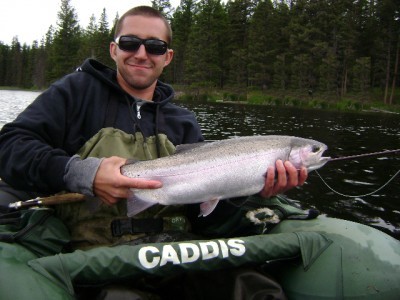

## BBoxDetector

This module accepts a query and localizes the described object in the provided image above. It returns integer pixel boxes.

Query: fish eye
[312,145,320,153]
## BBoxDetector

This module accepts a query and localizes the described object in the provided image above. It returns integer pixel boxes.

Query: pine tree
[32,39,47,89]
[95,8,113,66]
[8,37,23,87]
[0,42,8,86]
[184,0,228,89]
[225,0,254,88]
[248,0,276,89]
[271,1,291,90]
[170,0,196,84]
[377,0,400,104]
[152,0,174,20]
[47,0,81,83]
[77,14,97,63]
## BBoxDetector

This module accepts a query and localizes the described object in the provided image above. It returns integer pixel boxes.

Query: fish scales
[122,135,329,217]
[125,139,289,177]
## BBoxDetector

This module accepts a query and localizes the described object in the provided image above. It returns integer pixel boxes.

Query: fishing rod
[7,193,86,211]
[328,149,400,162]
[317,148,400,198]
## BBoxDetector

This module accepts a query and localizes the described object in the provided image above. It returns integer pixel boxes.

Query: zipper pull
[136,103,142,119]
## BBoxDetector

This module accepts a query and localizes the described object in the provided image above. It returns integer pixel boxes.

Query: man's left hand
[260,160,308,198]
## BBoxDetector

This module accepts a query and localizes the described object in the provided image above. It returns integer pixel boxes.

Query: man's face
[110,15,173,98]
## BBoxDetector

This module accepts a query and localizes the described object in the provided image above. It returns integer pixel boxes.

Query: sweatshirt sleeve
[63,155,103,196]
[0,82,81,193]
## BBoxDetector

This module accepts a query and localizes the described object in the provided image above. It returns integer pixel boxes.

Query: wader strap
[155,107,168,158]
[111,218,164,237]
[104,92,120,128]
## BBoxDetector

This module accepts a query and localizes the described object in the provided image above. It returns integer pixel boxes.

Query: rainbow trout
[122,135,329,217]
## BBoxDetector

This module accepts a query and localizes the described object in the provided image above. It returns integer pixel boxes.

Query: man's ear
[164,49,174,67]
[110,42,117,62]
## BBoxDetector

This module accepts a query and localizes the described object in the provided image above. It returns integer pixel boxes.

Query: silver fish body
[122,135,329,217]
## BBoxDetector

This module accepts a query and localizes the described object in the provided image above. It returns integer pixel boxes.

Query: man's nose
[134,44,148,58]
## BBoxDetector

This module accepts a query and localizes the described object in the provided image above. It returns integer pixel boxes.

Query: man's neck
[117,78,156,101]
[126,89,154,101]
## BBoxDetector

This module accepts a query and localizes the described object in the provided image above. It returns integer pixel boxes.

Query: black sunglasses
[115,36,168,55]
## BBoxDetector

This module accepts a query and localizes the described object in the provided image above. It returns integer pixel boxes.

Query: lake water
[0,90,39,128]
[1,90,400,239]
[180,101,400,239]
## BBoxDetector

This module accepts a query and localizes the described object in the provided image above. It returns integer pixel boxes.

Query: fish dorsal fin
[199,197,220,217]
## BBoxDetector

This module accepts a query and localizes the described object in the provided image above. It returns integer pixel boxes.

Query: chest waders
[55,94,189,250]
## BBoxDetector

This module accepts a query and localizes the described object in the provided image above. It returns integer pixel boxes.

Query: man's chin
[126,77,157,90]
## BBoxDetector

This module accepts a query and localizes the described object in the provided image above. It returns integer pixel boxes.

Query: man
[0,6,306,247]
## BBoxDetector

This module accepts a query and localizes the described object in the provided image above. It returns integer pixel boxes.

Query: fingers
[260,160,308,198]
[93,156,162,205]
[96,190,122,205]
[260,166,276,198]
[120,177,163,189]
[276,160,288,188]
[298,167,308,185]
[96,178,163,205]
[283,160,298,187]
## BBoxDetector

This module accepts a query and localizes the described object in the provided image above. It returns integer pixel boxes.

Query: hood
[152,81,175,106]
[79,59,120,91]
[79,58,175,106]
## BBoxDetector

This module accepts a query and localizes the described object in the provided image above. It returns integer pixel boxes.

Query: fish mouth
[319,145,331,163]
[319,156,331,165]
[321,156,331,162]
[308,145,330,171]
[318,145,330,160]
[307,158,330,172]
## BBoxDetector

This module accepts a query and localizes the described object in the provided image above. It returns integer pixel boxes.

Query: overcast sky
[0,0,181,45]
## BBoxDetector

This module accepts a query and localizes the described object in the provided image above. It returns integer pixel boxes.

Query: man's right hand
[93,156,162,205]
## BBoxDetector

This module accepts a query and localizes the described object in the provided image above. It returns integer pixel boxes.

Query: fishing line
[315,147,400,198]
[314,169,400,198]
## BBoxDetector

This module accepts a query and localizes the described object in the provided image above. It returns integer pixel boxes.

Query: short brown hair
[114,6,172,45]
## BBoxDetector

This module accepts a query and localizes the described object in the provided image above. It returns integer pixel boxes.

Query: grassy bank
[175,87,400,114]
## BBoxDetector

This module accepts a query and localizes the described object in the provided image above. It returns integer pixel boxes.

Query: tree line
[0,0,399,105]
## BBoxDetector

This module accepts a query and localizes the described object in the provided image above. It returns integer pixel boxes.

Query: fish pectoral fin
[199,197,220,217]
[127,195,155,217]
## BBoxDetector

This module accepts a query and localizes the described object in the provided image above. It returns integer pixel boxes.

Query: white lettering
[160,245,181,266]
[137,239,246,269]
[227,239,246,256]
[218,240,229,258]
[138,246,160,269]
[179,243,200,263]
[199,241,219,260]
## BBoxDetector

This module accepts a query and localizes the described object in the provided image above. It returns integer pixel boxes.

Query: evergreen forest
[0,0,399,108]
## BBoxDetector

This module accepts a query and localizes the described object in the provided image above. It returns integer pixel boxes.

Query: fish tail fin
[127,195,155,217]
